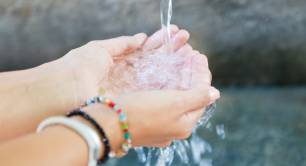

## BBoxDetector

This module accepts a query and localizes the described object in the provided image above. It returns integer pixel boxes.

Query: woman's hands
[52,25,220,149]
[105,25,191,94]
[50,33,148,110]
[0,25,220,166]
[0,33,148,141]
[80,26,220,149]
[0,23,220,149]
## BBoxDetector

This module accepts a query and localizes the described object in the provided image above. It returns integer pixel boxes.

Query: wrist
[39,118,101,166]
[71,116,105,158]
[43,126,89,166]
[83,105,124,153]
[33,60,98,113]
[33,62,77,113]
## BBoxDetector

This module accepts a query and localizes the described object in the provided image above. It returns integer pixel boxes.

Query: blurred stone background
[1,1,306,166]
[1,0,306,85]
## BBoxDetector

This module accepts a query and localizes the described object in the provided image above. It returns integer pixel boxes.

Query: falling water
[131,1,223,165]
[133,104,220,166]
[160,0,173,54]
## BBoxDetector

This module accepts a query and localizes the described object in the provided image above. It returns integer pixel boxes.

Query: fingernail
[134,33,148,45]
[169,25,179,34]
[209,87,220,101]
[134,33,147,39]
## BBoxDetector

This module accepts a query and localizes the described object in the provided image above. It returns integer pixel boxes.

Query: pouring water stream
[160,0,173,54]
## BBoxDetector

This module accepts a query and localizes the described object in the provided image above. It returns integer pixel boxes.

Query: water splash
[190,135,212,163]
[133,104,218,166]
[196,104,217,129]
[135,147,147,163]
[145,148,153,166]
[216,124,226,140]
[132,1,222,166]
[200,159,213,166]
[173,141,189,164]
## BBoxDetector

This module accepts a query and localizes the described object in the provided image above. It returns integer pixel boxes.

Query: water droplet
[216,124,226,140]
[190,134,212,163]
[173,141,189,164]
[145,148,153,166]
[196,103,217,129]
[205,122,213,132]
[135,147,146,163]
[200,158,213,166]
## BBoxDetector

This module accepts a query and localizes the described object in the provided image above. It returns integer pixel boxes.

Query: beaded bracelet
[67,109,111,164]
[83,96,132,157]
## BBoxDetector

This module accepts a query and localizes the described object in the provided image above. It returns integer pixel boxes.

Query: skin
[0,25,220,165]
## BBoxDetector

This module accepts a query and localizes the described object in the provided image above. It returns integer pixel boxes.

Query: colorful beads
[122,143,130,152]
[85,98,95,106]
[104,98,111,105]
[97,96,105,102]
[117,109,123,114]
[124,133,130,139]
[119,113,127,121]
[113,105,120,112]
[121,123,129,130]
[108,101,116,108]
[83,96,132,158]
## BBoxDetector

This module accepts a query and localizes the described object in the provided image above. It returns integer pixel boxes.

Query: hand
[85,84,220,150]
[105,25,212,95]
[41,33,148,111]
[114,44,219,148]
[43,25,219,149]
[83,25,220,149]
[105,25,196,94]
[43,25,192,112]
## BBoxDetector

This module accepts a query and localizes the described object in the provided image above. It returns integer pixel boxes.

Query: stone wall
[0,0,306,85]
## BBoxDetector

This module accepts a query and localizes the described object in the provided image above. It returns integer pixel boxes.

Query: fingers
[174,87,220,113]
[175,108,205,140]
[172,30,190,51]
[184,108,205,128]
[90,33,148,56]
[176,44,193,56]
[151,141,172,148]
[141,86,219,114]
[190,52,211,86]
[159,29,190,52]
[143,25,179,51]
[179,50,198,88]
[120,86,219,115]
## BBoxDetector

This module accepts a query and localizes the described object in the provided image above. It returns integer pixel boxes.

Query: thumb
[100,33,147,56]
[119,86,220,114]
[175,86,220,113]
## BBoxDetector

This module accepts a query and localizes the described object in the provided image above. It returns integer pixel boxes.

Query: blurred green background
[0,0,305,165]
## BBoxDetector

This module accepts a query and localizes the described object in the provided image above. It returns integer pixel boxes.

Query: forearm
[0,125,98,166]
[0,62,82,141]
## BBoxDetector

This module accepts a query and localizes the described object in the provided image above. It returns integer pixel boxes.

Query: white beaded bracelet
[37,117,102,166]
